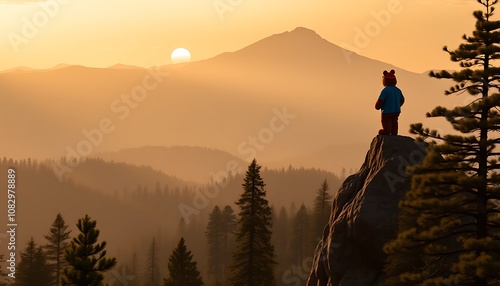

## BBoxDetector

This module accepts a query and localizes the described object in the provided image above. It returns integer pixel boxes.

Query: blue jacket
[376,86,404,114]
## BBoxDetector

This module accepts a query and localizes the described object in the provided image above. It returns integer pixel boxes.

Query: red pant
[379,113,400,135]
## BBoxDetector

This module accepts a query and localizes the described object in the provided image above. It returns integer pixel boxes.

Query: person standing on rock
[375,69,405,135]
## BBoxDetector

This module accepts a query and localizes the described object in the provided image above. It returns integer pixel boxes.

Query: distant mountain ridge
[64,157,197,196]
[107,63,144,70]
[0,155,342,256]
[0,27,452,173]
[96,146,247,183]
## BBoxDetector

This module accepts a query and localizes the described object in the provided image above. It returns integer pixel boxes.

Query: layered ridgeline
[0,27,451,174]
[307,135,425,286]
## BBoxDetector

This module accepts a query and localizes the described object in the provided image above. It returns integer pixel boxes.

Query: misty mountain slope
[0,159,156,253]
[1,27,454,173]
[96,146,247,183]
[0,157,341,262]
[63,157,197,196]
[159,27,454,170]
[206,166,342,210]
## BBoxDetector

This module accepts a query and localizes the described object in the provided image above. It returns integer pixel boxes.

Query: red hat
[383,69,396,79]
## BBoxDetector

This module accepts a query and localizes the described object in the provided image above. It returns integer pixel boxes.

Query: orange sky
[0,0,481,72]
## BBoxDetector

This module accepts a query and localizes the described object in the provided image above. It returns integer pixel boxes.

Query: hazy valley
[0,26,463,285]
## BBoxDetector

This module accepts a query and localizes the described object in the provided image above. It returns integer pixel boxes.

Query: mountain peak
[271,26,326,43]
[211,26,346,66]
[289,26,320,36]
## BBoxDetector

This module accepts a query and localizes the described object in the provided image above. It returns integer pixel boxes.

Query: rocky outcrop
[307,135,426,286]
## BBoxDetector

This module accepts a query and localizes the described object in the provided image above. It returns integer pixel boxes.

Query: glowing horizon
[0,0,482,73]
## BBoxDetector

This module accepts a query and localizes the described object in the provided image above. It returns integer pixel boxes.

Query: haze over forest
[0,2,474,283]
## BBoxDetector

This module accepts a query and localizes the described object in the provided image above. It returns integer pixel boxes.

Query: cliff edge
[307,135,426,286]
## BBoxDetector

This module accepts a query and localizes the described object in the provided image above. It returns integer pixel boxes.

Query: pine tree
[206,205,223,281]
[312,179,332,240]
[44,213,71,286]
[164,238,203,286]
[288,204,310,266]
[229,159,276,286]
[15,237,53,286]
[145,237,161,286]
[220,205,236,276]
[206,205,237,284]
[61,214,117,286]
[272,206,289,272]
[385,1,500,285]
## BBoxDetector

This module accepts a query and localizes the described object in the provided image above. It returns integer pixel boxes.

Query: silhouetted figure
[375,70,405,135]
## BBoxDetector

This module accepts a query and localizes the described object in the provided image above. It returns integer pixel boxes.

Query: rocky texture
[307,135,426,286]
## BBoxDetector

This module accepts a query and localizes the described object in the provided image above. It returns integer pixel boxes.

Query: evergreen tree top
[62,214,116,286]
[165,237,203,286]
[429,0,500,97]
[390,1,500,285]
[44,212,71,246]
[242,159,266,188]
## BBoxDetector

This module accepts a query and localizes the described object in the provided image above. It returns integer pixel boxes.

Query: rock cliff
[306,135,426,286]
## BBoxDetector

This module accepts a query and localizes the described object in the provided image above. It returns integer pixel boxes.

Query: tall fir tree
[220,205,237,277]
[44,213,71,286]
[61,214,117,286]
[385,1,500,285]
[288,204,310,266]
[145,237,161,286]
[312,179,332,240]
[272,206,290,275]
[164,238,203,286]
[206,205,223,282]
[206,205,237,284]
[229,159,277,286]
[15,237,53,286]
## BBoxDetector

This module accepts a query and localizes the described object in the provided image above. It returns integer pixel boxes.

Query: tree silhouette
[312,179,332,240]
[44,213,71,286]
[229,159,276,286]
[288,204,311,266]
[15,237,53,286]
[385,1,500,285]
[206,204,237,284]
[61,214,117,286]
[145,237,161,286]
[220,205,237,276]
[272,206,289,268]
[164,238,203,286]
[206,205,223,281]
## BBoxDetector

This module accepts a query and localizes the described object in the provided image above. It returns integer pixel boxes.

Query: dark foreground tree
[385,1,500,285]
[229,159,276,286]
[61,215,117,286]
[15,237,53,286]
[164,238,203,286]
[44,213,71,286]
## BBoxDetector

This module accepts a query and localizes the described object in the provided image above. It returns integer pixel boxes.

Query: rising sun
[170,48,191,64]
